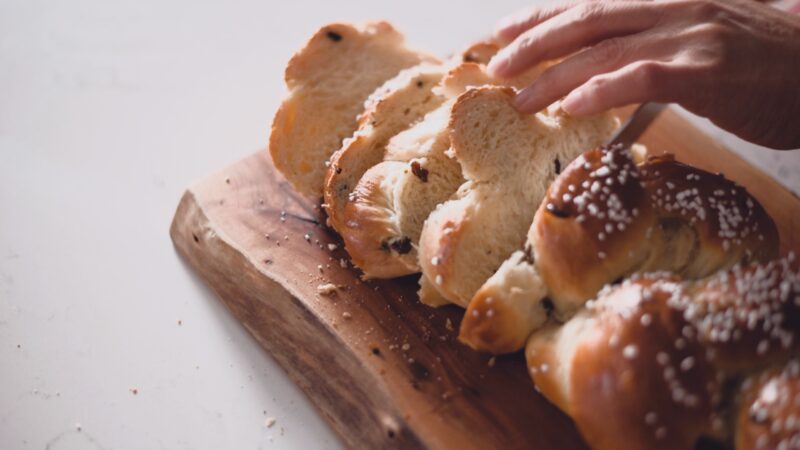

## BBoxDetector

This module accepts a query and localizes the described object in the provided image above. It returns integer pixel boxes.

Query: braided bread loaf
[525,255,800,449]
[461,146,779,353]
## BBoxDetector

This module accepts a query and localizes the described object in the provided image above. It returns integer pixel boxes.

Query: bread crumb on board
[265,417,276,428]
[317,283,338,295]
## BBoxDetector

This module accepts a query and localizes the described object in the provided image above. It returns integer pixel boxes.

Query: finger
[488,1,664,78]
[494,0,645,44]
[493,2,579,44]
[560,61,676,116]
[513,30,674,113]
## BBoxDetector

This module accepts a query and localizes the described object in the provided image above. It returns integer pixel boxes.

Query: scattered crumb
[177,320,182,326]
[265,417,276,428]
[75,423,82,432]
[401,343,410,351]
[304,233,311,242]
[317,264,324,273]
[129,388,139,395]
[283,235,289,241]
[327,243,338,251]
[445,318,454,331]
[342,312,352,320]
[488,357,496,368]
[339,258,347,268]
[317,283,338,296]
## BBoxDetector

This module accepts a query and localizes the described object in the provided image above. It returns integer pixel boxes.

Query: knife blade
[605,103,666,148]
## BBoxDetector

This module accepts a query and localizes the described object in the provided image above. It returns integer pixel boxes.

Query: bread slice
[323,64,447,240]
[338,63,548,278]
[417,87,619,308]
[459,41,502,65]
[269,22,437,197]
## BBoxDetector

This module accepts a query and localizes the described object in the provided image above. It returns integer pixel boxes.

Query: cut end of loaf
[269,21,437,196]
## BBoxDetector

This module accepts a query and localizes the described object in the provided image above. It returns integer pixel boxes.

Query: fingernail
[562,90,587,116]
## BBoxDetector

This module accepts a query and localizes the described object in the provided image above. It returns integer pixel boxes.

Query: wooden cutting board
[169,107,800,450]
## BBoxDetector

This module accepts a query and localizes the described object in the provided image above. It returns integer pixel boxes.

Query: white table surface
[2,1,799,449]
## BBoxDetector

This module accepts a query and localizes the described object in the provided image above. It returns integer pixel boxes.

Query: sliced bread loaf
[269,22,437,197]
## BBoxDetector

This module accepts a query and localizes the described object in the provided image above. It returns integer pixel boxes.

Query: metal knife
[605,103,666,148]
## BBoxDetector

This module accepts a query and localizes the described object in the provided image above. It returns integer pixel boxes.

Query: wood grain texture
[170,107,800,450]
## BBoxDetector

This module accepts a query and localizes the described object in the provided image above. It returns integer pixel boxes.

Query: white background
[2,1,799,449]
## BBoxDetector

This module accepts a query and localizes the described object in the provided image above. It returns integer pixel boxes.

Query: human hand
[488,0,800,149]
